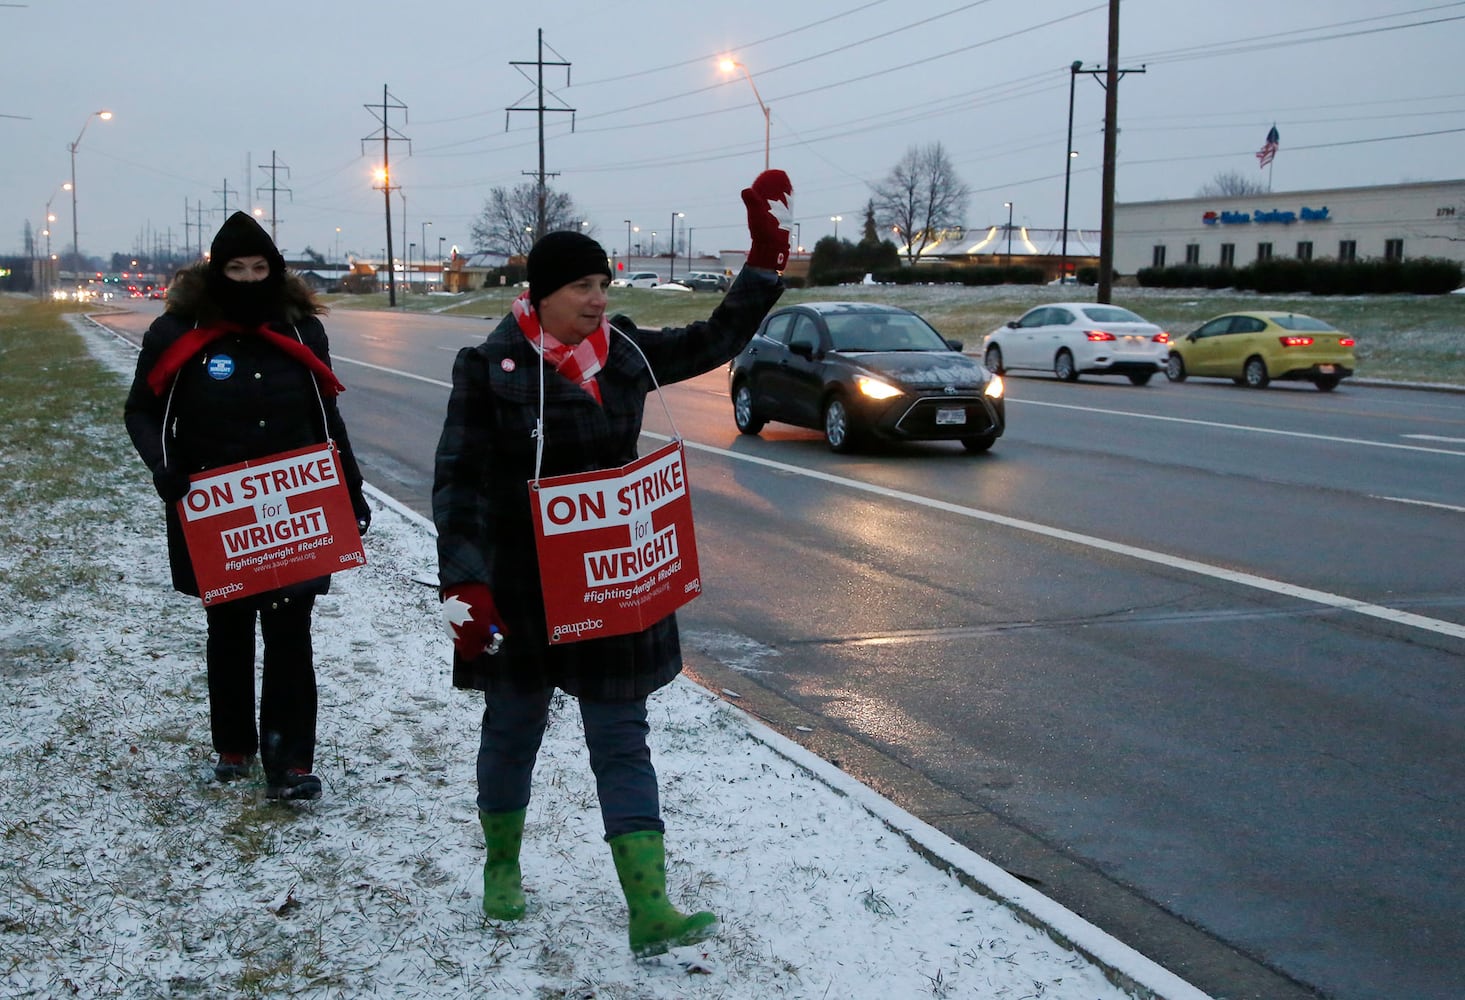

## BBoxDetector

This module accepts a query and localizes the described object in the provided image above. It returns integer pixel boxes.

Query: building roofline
[1118,177,1465,209]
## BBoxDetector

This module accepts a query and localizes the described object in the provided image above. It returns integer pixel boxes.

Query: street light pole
[68,110,112,273]
[669,212,684,281]
[720,58,770,170]
[438,235,446,289]
[1003,201,1014,267]
[831,215,842,241]
[1061,60,1081,285]
[420,221,432,288]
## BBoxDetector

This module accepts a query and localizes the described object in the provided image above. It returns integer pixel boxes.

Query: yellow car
[1164,311,1356,392]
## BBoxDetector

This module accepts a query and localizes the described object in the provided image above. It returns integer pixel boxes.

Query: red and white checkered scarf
[512,290,609,405]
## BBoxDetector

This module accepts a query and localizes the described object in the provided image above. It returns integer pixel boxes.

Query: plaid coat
[434,266,783,699]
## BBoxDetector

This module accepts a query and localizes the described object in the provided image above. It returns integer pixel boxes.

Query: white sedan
[981,302,1170,385]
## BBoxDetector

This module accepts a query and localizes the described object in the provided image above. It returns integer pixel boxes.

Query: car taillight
[1085,330,1116,341]
[1339,337,1356,347]
[1279,336,1314,347]
[1152,331,1170,344]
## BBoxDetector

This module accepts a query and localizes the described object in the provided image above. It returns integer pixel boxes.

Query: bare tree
[870,143,970,264]
[469,183,593,257]
[1196,170,1269,197]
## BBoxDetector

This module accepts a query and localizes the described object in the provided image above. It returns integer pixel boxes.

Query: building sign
[1202,206,1331,226]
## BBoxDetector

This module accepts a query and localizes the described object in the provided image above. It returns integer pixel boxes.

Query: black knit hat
[528,231,611,307]
[209,211,285,275]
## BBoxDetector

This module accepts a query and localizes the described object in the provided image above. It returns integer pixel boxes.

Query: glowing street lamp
[68,110,112,269]
[719,57,770,170]
[831,215,843,241]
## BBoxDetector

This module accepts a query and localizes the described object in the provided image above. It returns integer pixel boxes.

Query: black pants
[204,594,317,776]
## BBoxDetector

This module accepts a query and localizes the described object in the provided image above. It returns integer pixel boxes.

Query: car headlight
[855,375,903,400]
[984,374,1005,399]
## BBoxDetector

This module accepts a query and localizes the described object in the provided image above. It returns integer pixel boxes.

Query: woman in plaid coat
[433,171,792,956]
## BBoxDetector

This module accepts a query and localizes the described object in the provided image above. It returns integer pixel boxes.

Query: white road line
[333,355,451,387]
[1371,495,1465,513]
[648,432,1465,642]
[1013,399,1465,456]
[1403,434,1465,444]
[318,355,1465,641]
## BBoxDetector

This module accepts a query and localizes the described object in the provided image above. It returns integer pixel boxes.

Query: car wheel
[1314,375,1340,392]
[732,382,765,434]
[1165,353,1187,382]
[1243,356,1270,388]
[1128,371,1154,386]
[961,434,995,454]
[823,396,858,453]
[1054,349,1078,382]
[984,345,1005,374]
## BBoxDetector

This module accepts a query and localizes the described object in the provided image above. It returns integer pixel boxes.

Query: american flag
[1256,125,1280,169]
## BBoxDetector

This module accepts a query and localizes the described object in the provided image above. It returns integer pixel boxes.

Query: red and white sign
[530,440,701,644]
[177,443,365,605]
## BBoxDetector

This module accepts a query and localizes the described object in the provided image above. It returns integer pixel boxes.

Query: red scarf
[512,291,610,405]
[145,320,345,398]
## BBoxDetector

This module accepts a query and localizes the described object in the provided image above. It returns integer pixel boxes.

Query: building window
[1384,238,1404,261]
[1257,242,1273,262]
[1297,241,1313,261]
[1339,240,1357,262]
[1152,245,1166,268]
[1220,243,1236,267]
[1185,244,1200,264]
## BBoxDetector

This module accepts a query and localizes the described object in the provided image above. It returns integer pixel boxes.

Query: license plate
[936,408,966,426]
[1317,364,1336,374]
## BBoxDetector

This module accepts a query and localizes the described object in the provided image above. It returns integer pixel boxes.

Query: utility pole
[1079,0,1145,304]
[507,29,575,243]
[214,178,235,224]
[255,151,292,245]
[363,85,410,306]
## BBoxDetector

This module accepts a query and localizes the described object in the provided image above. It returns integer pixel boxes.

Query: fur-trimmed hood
[164,261,325,326]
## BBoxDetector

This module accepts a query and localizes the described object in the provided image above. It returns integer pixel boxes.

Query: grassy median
[326,283,1464,386]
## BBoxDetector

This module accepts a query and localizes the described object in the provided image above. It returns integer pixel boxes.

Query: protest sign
[177,442,365,605]
[530,439,701,644]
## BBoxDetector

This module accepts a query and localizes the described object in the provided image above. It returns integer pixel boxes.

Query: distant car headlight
[855,375,903,400]
[984,374,1005,399]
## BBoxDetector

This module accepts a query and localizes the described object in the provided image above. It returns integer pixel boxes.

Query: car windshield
[1273,314,1338,332]
[1080,306,1146,324]
[826,312,948,352]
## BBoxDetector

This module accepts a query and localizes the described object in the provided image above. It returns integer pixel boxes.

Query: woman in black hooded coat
[124,211,370,801]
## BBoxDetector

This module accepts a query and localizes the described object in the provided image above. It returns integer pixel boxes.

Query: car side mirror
[1006,320,1018,329]
[945,339,964,352]
[789,341,815,359]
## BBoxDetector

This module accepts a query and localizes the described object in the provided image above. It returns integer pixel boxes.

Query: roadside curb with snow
[0,314,1208,998]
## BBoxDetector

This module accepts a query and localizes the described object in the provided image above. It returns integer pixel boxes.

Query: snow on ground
[0,319,1177,998]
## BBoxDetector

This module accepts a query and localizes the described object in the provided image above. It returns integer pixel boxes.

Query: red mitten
[742,169,793,271]
[441,583,505,659]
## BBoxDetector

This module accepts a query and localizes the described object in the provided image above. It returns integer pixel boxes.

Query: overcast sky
[4,0,1463,264]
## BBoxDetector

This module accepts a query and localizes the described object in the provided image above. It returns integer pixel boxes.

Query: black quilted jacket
[433,266,783,699]
[123,263,367,599]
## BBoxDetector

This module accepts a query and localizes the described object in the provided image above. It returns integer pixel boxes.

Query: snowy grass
[0,301,1150,998]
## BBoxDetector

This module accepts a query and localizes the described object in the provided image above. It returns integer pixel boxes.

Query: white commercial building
[1114,178,1465,275]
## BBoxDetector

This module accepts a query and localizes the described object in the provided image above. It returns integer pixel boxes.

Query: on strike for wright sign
[178,442,365,605]
[530,440,701,644]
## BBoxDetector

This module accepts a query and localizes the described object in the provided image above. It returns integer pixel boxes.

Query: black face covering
[206,211,289,324]
[206,266,288,324]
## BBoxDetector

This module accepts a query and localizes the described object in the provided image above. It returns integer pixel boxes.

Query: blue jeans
[476,688,664,840]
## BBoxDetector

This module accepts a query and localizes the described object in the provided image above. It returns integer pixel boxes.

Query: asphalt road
[101,302,1465,1000]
